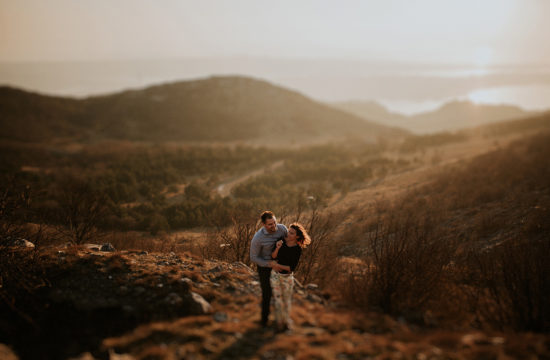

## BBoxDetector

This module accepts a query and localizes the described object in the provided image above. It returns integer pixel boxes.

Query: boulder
[305,283,319,291]
[164,293,183,305]
[100,243,116,252]
[0,344,18,360]
[7,238,35,249]
[213,312,228,322]
[189,292,213,314]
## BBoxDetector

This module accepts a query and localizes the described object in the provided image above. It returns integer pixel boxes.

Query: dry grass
[333,132,550,331]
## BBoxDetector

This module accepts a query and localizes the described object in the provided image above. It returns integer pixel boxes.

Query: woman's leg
[270,272,284,329]
[280,274,294,328]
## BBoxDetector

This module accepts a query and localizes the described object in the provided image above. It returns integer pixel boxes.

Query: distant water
[1,59,549,115]
[378,84,550,115]
[467,85,550,110]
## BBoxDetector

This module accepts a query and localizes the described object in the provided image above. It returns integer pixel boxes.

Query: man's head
[261,210,277,233]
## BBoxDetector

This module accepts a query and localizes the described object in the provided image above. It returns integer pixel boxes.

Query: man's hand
[269,261,282,272]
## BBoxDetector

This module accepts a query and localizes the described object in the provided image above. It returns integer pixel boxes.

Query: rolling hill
[333,99,537,133]
[0,76,407,144]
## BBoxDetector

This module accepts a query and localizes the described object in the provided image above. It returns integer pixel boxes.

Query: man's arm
[250,233,270,267]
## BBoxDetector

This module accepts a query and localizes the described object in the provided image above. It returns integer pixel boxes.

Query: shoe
[258,319,269,328]
[275,323,288,333]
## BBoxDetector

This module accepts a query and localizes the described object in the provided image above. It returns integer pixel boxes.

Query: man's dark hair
[260,211,275,224]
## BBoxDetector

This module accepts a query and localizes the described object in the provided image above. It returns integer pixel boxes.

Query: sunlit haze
[1,0,550,113]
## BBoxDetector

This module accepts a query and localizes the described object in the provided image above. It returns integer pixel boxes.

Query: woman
[270,223,311,332]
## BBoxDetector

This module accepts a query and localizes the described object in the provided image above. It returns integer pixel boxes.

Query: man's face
[264,217,277,233]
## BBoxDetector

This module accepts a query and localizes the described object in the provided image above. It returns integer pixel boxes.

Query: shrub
[53,176,110,244]
[470,238,550,332]
[338,204,456,319]
[200,216,259,265]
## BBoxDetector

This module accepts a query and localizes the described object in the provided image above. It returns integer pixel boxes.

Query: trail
[216,160,285,197]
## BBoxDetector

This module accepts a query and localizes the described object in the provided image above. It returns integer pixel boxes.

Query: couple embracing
[250,210,311,332]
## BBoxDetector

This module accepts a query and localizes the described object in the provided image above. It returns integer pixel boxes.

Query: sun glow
[473,47,494,67]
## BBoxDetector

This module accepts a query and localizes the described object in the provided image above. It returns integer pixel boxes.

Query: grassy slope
[1,77,407,144]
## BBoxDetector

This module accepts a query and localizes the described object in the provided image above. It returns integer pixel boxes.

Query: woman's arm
[271,240,283,259]
[277,264,291,272]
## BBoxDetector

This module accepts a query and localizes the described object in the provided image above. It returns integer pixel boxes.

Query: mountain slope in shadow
[0,76,407,144]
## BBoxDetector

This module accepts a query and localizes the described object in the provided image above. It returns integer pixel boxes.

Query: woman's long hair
[290,223,311,249]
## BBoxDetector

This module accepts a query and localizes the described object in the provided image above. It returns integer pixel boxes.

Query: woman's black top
[272,241,302,274]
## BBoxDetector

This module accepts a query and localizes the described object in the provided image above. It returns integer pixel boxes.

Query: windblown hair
[290,223,311,249]
[260,210,275,224]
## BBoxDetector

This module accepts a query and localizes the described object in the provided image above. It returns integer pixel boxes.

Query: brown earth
[2,247,548,360]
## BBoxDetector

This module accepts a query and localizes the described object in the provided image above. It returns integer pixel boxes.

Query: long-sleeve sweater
[250,224,288,267]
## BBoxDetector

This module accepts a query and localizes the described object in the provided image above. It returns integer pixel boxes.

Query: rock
[68,352,97,360]
[108,350,136,360]
[0,344,18,360]
[180,277,193,285]
[305,283,319,291]
[207,265,222,273]
[165,293,183,305]
[11,238,35,248]
[100,243,116,252]
[306,293,323,304]
[190,292,213,314]
[423,310,438,327]
[122,305,135,313]
[83,243,101,251]
[232,261,254,273]
[213,312,228,322]
[134,286,145,294]
[178,278,192,291]
[461,333,491,346]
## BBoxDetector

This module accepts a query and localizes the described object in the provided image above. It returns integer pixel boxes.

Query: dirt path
[216,160,285,197]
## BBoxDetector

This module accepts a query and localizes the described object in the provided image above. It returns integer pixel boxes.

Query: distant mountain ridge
[0,76,407,144]
[333,99,537,133]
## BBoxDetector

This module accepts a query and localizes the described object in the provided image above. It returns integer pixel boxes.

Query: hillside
[2,108,550,359]
[0,87,85,142]
[333,99,536,133]
[0,77,406,144]
[2,246,548,360]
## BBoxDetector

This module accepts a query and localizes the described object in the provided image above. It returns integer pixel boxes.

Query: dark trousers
[258,266,272,324]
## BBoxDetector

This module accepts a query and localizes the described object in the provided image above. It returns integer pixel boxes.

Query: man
[250,210,287,327]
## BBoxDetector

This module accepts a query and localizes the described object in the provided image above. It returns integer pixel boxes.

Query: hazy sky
[2,0,550,65]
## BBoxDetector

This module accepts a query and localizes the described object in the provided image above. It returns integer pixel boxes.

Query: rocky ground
[1,246,549,360]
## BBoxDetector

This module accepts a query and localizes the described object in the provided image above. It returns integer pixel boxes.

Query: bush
[338,204,456,319]
[53,176,110,244]
[470,238,550,332]
[200,217,259,265]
